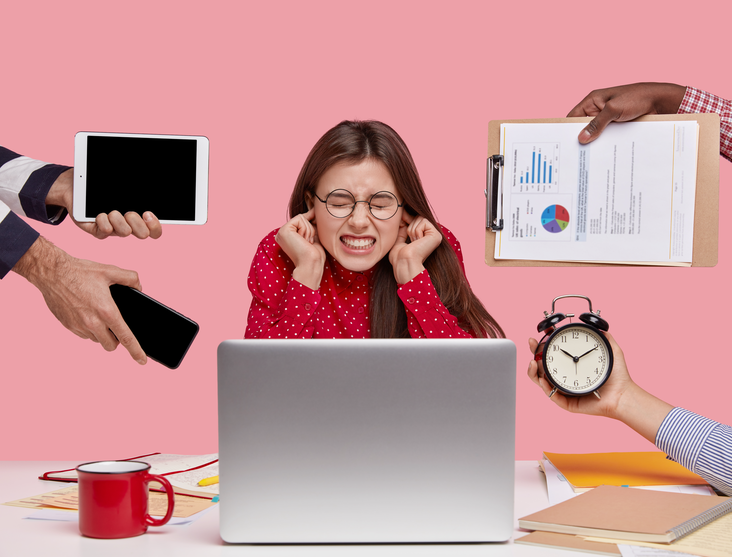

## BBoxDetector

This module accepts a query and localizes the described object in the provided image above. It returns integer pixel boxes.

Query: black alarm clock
[535,295,613,399]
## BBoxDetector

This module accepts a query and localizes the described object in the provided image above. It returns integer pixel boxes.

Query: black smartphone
[109,284,199,369]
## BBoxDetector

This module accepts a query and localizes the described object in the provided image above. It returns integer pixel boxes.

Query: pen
[198,475,219,487]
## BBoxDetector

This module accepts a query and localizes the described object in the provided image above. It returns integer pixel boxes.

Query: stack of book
[518,452,732,557]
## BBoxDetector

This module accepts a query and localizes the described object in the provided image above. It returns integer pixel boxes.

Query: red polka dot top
[245,226,473,339]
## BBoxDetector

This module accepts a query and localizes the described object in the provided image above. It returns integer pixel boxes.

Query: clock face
[542,323,613,396]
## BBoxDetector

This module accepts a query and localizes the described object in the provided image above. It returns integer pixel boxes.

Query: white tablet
[73,132,209,225]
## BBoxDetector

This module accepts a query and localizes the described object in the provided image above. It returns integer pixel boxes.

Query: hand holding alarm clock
[527,299,678,449]
[533,295,613,399]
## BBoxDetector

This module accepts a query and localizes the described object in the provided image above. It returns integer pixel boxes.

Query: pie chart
[541,204,570,233]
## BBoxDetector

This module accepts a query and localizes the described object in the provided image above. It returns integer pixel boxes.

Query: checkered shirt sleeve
[678,87,732,162]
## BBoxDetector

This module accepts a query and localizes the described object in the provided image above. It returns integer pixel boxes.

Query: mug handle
[144,473,175,526]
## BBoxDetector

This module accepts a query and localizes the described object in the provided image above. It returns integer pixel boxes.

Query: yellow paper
[544,451,707,488]
[584,513,732,557]
[149,492,216,518]
[2,486,79,510]
[5,486,216,518]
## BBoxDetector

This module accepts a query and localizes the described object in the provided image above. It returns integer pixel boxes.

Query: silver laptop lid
[218,338,516,543]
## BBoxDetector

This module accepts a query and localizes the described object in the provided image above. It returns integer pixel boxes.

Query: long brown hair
[288,120,504,338]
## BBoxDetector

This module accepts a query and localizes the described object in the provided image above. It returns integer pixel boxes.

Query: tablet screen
[85,136,198,221]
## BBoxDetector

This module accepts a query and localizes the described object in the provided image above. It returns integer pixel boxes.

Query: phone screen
[110,285,199,369]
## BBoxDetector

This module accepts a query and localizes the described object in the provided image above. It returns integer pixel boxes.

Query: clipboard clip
[485,155,503,231]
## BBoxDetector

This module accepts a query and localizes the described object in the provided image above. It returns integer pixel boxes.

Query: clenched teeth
[341,237,375,249]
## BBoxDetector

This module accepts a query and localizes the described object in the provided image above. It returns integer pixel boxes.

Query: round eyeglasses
[314,189,403,220]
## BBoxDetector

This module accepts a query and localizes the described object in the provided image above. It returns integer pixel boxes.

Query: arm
[0,202,41,279]
[527,334,732,495]
[244,230,322,339]
[0,146,161,239]
[2,147,155,363]
[1,148,71,278]
[656,408,732,496]
[12,236,148,364]
[395,224,472,339]
[398,270,473,338]
[1,147,161,278]
[568,83,732,162]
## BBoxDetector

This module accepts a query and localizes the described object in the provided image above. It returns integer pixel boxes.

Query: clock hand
[560,348,578,361]
[576,346,599,360]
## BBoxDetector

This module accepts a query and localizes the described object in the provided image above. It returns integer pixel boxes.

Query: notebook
[217,338,516,543]
[519,484,732,543]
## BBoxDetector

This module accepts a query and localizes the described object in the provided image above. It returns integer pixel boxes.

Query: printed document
[495,121,698,264]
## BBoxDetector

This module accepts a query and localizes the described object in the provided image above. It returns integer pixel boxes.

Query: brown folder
[485,114,720,267]
[518,484,732,543]
[515,531,621,555]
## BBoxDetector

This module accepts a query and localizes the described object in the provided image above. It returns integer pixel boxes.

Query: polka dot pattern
[244,227,473,339]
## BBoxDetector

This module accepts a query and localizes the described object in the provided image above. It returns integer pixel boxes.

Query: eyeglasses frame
[313,189,404,220]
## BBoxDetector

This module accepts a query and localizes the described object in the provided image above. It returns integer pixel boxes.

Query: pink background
[1,1,730,460]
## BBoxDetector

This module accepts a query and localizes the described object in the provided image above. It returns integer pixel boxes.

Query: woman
[245,120,502,339]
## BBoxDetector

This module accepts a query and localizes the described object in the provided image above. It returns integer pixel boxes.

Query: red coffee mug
[76,460,175,539]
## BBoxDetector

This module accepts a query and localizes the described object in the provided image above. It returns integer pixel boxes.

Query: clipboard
[485,114,720,267]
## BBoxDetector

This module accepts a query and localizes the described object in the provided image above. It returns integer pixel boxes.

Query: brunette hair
[288,120,504,338]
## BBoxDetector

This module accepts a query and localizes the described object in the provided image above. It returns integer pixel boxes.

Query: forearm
[393,259,425,286]
[399,270,472,339]
[610,383,674,444]
[245,279,320,339]
[44,168,74,213]
[0,204,41,278]
[645,82,687,115]
[292,263,324,291]
[11,235,64,285]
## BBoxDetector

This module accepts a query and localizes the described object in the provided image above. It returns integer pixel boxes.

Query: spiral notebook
[518,484,732,543]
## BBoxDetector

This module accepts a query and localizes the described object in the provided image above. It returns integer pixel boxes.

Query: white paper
[23,508,213,526]
[542,459,579,506]
[618,544,698,557]
[540,460,714,506]
[139,453,219,495]
[495,121,698,263]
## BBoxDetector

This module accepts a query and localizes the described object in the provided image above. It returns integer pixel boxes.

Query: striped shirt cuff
[20,163,71,223]
[656,407,732,495]
[0,148,70,224]
[678,86,732,162]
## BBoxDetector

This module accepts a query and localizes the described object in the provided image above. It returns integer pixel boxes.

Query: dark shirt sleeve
[0,146,71,278]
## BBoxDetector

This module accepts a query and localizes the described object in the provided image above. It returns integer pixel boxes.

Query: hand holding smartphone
[109,285,199,369]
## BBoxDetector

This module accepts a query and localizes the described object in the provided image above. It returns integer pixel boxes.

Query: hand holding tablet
[46,168,163,239]
[73,132,209,225]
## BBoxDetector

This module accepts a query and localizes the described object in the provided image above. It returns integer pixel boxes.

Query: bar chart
[513,142,559,191]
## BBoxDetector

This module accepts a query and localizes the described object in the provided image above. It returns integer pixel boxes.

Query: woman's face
[309,159,404,273]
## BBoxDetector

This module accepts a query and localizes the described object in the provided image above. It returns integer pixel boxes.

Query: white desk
[0,461,576,556]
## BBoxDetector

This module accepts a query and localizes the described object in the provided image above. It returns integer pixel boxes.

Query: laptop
[217,338,516,544]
